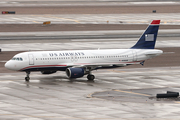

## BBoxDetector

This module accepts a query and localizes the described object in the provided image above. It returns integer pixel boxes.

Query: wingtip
[151,20,161,25]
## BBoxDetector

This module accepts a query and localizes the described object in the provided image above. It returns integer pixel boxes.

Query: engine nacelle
[41,71,57,74]
[66,67,84,78]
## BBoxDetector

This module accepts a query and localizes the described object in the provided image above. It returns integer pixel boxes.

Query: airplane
[5,20,163,82]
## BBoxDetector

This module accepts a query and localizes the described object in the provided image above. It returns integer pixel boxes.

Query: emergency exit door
[132,50,137,61]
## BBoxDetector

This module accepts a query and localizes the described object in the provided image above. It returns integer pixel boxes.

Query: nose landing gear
[25,71,30,82]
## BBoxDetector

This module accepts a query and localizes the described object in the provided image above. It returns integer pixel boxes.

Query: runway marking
[0,61,7,62]
[0,113,122,119]
[71,38,136,42]
[37,15,80,23]
[114,89,151,97]
[0,114,82,119]
[57,17,80,23]
[33,21,40,23]
[174,102,180,104]
[1,14,180,24]
[87,93,93,98]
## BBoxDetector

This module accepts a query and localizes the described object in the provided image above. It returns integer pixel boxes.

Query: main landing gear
[87,74,95,81]
[86,67,95,81]
[25,71,30,82]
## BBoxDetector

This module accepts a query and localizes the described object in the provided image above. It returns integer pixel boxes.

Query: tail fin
[131,20,160,49]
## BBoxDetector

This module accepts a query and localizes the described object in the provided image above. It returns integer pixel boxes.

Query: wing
[60,61,141,70]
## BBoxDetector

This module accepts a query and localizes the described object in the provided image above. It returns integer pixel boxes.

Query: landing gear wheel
[25,77,30,82]
[25,71,30,82]
[87,74,95,81]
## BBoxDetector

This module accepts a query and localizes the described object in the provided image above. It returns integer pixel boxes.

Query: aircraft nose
[5,61,10,69]
[4,61,14,70]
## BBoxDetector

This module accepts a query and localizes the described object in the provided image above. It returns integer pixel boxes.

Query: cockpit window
[11,57,23,61]
[11,58,16,60]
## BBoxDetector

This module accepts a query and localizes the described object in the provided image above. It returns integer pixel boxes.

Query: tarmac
[1,13,180,24]
[0,67,180,119]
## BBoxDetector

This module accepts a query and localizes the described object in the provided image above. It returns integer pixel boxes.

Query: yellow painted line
[114,89,151,97]
[87,92,93,98]
[174,101,180,104]
[56,17,80,23]
[33,21,40,23]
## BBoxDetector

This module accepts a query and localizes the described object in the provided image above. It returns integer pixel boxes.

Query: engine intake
[41,71,57,74]
[66,67,84,78]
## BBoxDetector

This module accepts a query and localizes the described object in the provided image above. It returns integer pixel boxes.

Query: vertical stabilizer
[131,20,160,49]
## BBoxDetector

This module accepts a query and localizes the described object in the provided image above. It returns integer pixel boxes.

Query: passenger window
[20,58,23,61]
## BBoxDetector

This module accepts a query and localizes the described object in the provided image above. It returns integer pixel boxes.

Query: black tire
[87,74,95,81]
[25,77,30,82]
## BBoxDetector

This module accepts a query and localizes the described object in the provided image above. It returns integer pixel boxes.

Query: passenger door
[28,54,34,65]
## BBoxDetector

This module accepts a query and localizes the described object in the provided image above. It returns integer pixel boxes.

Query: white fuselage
[5,49,163,71]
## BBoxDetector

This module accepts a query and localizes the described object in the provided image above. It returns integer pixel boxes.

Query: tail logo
[131,20,160,49]
[145,34,154,41]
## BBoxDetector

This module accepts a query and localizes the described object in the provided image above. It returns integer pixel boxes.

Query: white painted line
[71,38,136,42]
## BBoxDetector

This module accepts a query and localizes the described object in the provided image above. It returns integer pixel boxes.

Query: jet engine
[41,71,57,74]
[66,67,84,78]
